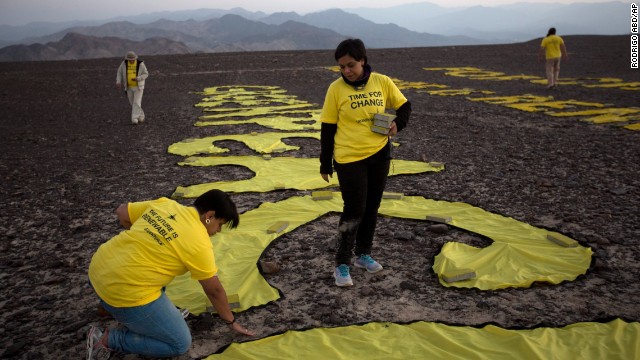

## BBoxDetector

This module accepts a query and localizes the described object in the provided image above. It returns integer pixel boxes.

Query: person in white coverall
[116,51,149,124]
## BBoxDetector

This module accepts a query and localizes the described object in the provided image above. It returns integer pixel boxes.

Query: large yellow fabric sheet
[416,67,639,130]
[199,106,316,120]
[195,114,321,131]
[171,81,618,359]
[205,319,639,359]
[166,195,591,314]
[171,157,439,197]
[424,66,640,90]
[382,197,592,289]
[547,108,640,124]
[168,132,321,156]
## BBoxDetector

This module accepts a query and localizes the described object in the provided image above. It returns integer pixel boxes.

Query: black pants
[334,142,391,265]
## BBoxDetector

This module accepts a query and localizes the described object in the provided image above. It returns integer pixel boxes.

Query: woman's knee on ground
[169,330,192,356]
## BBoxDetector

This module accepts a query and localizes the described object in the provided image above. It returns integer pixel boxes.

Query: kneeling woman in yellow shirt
[86,189,254,359]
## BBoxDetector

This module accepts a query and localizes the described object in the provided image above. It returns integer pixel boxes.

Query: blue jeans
[334,142,391,265]
[98,291,191,357]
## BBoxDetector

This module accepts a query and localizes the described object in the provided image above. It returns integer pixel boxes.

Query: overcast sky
[0,0,615,26]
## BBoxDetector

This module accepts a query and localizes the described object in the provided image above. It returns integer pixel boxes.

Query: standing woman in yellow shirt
[539,27,569,89]
[320,39,412,287]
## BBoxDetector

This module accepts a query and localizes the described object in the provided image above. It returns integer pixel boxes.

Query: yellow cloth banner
[171,157,439,198]
[205,319,639,359]
[195,114,320,131]
[168,132,321,156]
[199,106,316,120]
[166,195,591,314]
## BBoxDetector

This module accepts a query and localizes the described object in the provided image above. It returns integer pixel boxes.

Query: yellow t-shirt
[126,60,138,87]
[88,197,217,307]
[320,72,407,163]
[541,35,564,59]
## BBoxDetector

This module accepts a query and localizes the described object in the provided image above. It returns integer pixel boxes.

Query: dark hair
[547,27,556,36]
[193,189,239,229]
[334,38,367,65]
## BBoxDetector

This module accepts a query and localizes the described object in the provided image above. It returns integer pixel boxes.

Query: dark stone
[394,231,413,241]
[428,224,449,234]
[399,281,417,291]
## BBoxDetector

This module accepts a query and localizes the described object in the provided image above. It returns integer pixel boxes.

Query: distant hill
[346,1,629,42]
[107,7,267,23]
[0,2,628,61]
[0,32,190,61]
[0,15,349,61]
[260,9,477,48]
[344,2,463,30]
[24,10,476,49]
[0,7,267,44]
[0,11,478,62]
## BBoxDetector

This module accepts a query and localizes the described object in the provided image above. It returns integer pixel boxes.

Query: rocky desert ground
[0,35,638,359]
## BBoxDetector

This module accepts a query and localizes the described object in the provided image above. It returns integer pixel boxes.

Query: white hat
[125,51,138,60]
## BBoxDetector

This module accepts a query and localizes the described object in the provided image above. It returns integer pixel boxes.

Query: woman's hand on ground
[230,322,256,336]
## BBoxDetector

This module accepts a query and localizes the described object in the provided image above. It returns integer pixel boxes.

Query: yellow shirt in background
[89,197,217,307]
[541,35,564,59]
[320,72,407,164]
[126,60,138,87]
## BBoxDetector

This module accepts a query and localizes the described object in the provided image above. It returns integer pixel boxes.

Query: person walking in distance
[539,27,568,89]
[319,39,412,287]
[116,51,148,124]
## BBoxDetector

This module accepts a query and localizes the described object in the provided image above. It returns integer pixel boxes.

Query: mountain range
[0,1,629,62]
[347,1,627,41]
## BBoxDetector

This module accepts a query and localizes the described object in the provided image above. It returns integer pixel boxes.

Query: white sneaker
[132,119,138,125]
[86,325,111,360]
[138,117,145,123]
[334,264,353,287]
[354,254,383,273]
